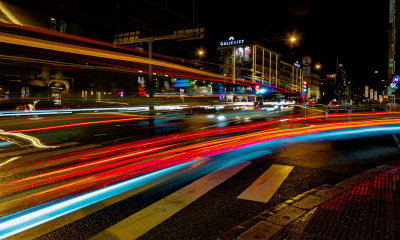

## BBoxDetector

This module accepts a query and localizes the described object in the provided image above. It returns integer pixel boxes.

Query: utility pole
[148,41,153,97]
[148,41,154,129]
[114,28,204,98]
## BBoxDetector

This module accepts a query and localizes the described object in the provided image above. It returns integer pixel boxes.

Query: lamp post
[262,32,301,92]
[198,49,204,57]
[190,48,205,114]
[195,48,205,68]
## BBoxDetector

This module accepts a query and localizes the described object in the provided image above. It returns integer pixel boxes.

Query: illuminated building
[218,38,303,95]
[308,73,321,101]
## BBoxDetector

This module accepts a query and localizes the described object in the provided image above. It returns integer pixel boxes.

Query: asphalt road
[1,106,400,240]
[35,135,400,240]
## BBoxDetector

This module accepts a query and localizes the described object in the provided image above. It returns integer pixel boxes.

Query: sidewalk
[218,163,400,240]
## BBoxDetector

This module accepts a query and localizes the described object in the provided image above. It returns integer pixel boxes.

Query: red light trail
[2,116,400,216]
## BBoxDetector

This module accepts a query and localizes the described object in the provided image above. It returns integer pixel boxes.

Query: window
[60,20,66,33]
[50,18,56,31]
[228,58,232,65]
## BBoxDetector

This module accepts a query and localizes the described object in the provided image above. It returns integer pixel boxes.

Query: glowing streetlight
[286,32,300,47]
[315,63,322,70]
[197,49,205,57]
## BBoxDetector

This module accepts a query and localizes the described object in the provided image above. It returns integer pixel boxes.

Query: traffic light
[255,85,260,91]
[119,91,124,97]
[303,80,308,93]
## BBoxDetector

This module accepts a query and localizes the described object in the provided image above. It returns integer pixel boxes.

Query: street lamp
[262,32,300,45]
[286,34,299,48]
[314,63,322,70]
[197,49,205,57]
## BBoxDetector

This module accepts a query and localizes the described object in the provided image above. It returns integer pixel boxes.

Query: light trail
[0,130,56,148]
[1,116,400,238]
[0,105,190,117]
[0,157,20,168]
[0,115,140,126]
[2,111,399,173]
[0,32,248,86]
[0,160,199,239]
[7,117,147,133]
[0,1,21,25]
[3,118,400,196]
[1,120,400,238]
[0,30,299,91]
[0,111,73,117]
[0,145,174,190]
[0,22,210,69]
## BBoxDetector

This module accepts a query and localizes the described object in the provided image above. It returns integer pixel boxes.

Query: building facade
[308,73,321,101]
[218,41,303,94]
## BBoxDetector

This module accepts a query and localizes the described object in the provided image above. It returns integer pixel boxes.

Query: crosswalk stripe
[90,161,251,240]
[6,159,207,240]
[237,164,293,203]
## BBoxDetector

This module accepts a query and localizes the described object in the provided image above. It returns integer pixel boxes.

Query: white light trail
[0,156,20,168]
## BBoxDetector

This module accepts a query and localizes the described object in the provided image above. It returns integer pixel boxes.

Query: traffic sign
[114,28,204,45]
[303,66,311,77]
[301,56,312,66]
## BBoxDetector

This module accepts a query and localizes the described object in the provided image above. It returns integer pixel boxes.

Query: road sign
[301,56,312,66]
[114,28,204,45]
[303,66,311,77]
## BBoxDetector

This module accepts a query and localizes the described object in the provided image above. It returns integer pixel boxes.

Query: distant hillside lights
[220,36,245,46]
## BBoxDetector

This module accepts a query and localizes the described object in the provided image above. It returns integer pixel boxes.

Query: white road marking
[90,161,250,240]
[237,164,293,203]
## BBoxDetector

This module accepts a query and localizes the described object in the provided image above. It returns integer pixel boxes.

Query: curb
[217,164,397,240]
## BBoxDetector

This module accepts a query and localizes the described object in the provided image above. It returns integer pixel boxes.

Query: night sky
[171,0,390,93]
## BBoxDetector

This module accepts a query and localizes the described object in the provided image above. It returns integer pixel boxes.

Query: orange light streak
[0,32,236,84]
[2,118,400,215]
[7,117,147,133]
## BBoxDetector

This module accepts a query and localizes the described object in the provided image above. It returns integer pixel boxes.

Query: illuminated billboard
[235,46,252,68]
[220,36,245,46]
[172,79,192,88]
